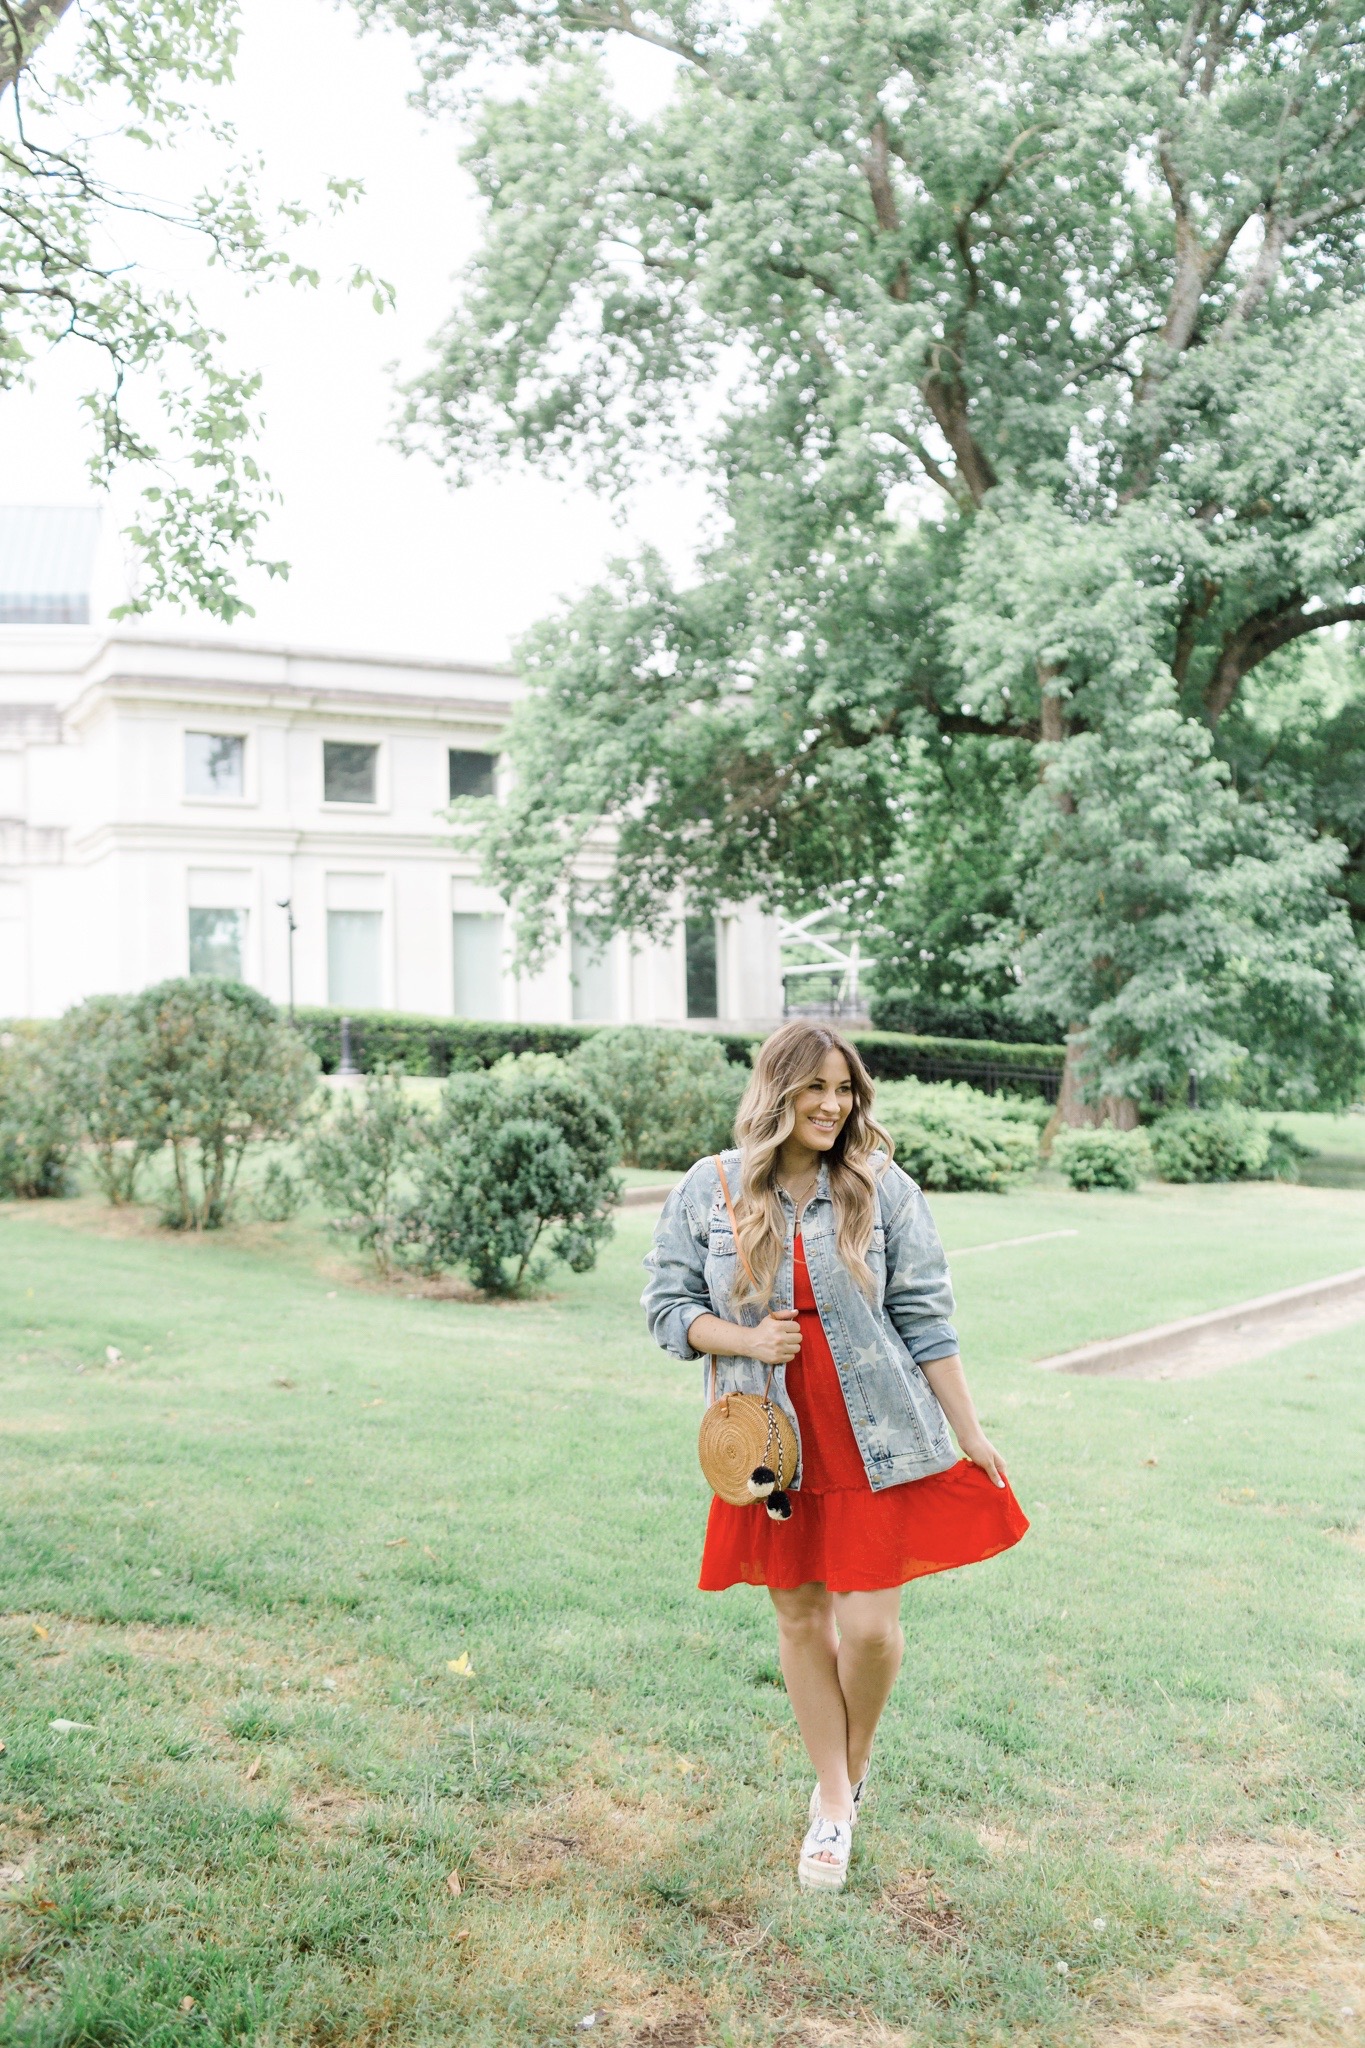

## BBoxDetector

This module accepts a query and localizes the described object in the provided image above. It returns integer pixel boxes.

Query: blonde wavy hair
[728,1021,892,1308]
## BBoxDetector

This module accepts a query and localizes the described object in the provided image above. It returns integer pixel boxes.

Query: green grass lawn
[1,1180,1363,2047]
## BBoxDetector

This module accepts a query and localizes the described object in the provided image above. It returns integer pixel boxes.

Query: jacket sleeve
[641,1164,715,1361]
[879,1162,959,1365]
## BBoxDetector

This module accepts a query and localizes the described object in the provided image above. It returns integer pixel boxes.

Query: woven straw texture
[698,1392,798,1507]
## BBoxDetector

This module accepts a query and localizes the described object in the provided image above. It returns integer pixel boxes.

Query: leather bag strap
[707,1153,773,1406]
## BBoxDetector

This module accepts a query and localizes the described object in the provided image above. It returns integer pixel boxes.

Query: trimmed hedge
[846,1029,1064,1098]
[293,1007,1066,1098]
[870,988,1060,1048]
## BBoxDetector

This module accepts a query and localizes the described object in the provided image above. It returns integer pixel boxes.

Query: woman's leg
[769,1583,854,1827]
[831,1587,904,1785]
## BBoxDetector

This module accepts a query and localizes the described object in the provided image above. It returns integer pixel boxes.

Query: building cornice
[66,819,485,864]
[62,670,514,735]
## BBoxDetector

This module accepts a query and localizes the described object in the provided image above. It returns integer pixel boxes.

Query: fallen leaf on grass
[105,1347,122,1366]
[447,1652,474,1676]
[451,1927,470,1944]
[422,1545,437,1560]
[0,1863,28,1889]
[245,1757,263,1781]
[362,1398,385,1408]
[272,1377,295,1390]
[180,1997,195,2012]
[384,1537,409,1548]
[49,1719,93,1732]
[446,1870,462,1897]
[31,1623,48,1640]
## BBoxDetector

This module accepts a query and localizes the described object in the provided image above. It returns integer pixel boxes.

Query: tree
[368,0,1365,1102]
[130,977,318,1228]
[2,2,387,618]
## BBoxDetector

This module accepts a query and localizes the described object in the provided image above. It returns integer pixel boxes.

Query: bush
[302,1069,427,1271]
[1147,1107,1272,1184]
[52,993,165,1203]
[844,1028,1066,1096]
[128,979,320,1229]
[873,1078,1041,1192]
[293,1006,759,1078]
[870,988,1056,1046]
[568,1027,747,1169]
[399,1062,621,1293]
[1052,1126,1150,1191]
[1262,1122,1316,1183]
[0,1025,75,1198]
[253,1157,305,1223]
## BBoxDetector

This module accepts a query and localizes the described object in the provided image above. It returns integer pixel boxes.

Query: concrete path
[1036,1267,1365,1380]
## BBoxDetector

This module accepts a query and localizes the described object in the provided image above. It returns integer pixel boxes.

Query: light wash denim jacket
[641,1149,961,1492]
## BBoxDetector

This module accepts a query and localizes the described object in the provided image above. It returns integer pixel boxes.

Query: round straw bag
[699,1372,799,1507]
[697,1155,799,1515]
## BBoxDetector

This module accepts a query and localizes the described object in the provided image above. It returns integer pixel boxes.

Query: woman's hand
[958,1430,1008,1489]
[747,1309,803,1366]
[685,1308,803,1367]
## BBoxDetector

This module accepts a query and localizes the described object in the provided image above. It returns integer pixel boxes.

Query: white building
[0,517,783,1028]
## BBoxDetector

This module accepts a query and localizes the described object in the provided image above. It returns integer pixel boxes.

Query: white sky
[2,0,708,663]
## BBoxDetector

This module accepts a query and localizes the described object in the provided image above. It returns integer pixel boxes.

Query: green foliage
[293,1006,603,1076]
[874,1078,1040,1194]
[253,1156,305,1222]
[302,1070,428,1271]
[1052,1127,1150,1193]
[0,1,388,618]
[871,984,1052,1048]
[52,993,165,1203]
[961,585,1365,1112]
[398,1063,621,1292]
[369,0,1365,1107]
[0,1024,75,1198]
[128,978,319,1229]
[1146,1108,1287,1185]
[567,1026,745,1169]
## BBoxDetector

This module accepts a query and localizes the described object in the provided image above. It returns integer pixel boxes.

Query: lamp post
[276,897,297,1021]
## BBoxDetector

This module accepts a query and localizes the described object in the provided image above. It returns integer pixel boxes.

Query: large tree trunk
[1045,1027,1140,1145]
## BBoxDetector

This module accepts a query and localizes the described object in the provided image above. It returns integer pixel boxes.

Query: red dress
[699,1235,1029,1594]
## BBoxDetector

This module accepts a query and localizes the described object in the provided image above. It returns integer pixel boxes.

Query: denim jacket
[641,1149,960,1492]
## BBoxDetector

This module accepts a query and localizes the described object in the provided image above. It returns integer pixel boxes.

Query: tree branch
[1205,599,1365,721]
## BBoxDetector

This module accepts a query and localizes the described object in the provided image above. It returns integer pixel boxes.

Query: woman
[643,1022,1028,1892]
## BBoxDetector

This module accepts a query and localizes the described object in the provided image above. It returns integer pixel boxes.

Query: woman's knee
[771,1585,835,1645]
[835,1598,904,1659]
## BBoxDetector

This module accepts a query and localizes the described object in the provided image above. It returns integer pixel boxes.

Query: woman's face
[790,1051,854,1154]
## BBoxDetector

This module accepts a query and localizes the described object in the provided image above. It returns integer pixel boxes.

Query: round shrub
[0,1024,75,1198]
[569,1027,746,1170]
[399,1062,622,1293]
[1052,1126,1150,1192]
[873,1078,1041,1192]
[1147,1108,1270,1184]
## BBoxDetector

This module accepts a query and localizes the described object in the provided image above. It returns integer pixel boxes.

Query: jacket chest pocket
[704,1220,736,1304]
[868,1223,887,1271]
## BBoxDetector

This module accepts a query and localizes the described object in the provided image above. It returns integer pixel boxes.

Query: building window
[189,907,246,979]
[571,923,614,1022]
[449,749,495,800]
[685,915,718,1019]
[452,913,503,1019]
[328,910,382,1006]
[323,741,378,804]
[185,732,244,798]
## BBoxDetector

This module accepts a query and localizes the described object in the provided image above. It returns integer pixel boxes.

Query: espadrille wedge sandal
[798,1807,853,1892]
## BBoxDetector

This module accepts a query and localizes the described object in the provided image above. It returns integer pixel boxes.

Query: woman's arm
[919,1353,1008,1487]
[686,1309,802,1368]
